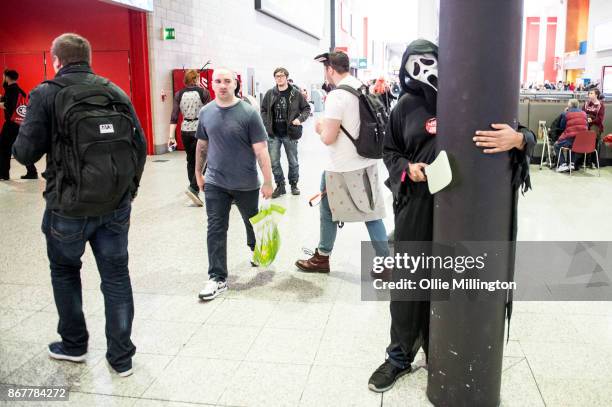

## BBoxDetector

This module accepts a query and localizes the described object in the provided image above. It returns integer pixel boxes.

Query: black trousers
[0,121,37,178]
[387,191,434,366]
[181,131,198,191]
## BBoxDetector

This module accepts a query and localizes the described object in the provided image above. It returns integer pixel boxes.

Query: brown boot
[370,266,393,282]
[295,249,330,273]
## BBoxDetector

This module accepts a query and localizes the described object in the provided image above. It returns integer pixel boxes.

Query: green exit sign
[162,27,175,40]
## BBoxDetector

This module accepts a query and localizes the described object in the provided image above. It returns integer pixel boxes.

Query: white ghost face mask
[406,53,438,91]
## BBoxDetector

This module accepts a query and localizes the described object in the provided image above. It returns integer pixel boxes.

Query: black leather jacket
[260,85,311,139]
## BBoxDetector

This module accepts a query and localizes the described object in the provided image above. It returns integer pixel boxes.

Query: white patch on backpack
[100,124,114,134]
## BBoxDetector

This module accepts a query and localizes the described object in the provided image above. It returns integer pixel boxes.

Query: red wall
[523,17,540,83]
[0,0,131,53]
[128,10,154,155]
[544,17,558,83]
[0,0,153,154]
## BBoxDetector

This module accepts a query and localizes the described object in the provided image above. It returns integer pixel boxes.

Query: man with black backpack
[295,51,390,273]
[13,33,147,377]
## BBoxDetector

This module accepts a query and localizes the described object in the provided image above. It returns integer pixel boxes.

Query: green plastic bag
[249,200,286,267]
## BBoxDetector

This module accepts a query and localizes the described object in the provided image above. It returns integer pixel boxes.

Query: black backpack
[548,113,563,143]
[336,84,388,159]
[45,76,139,216]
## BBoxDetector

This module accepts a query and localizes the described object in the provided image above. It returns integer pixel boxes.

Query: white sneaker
[570,163,575,170]
[556,163,569,173]
[198,279,227,300]
[117,368,133,378]
[107,361,133,378]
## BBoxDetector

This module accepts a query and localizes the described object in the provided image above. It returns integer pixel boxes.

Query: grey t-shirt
[196,100,268,191]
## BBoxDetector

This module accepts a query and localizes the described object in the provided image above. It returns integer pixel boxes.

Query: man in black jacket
[0,69,38,179]
[261,67,311,197]
[13,33,147,377]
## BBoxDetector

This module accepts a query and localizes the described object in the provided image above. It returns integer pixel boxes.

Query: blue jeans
[42,204,136,372]
[204,183,259,282]
[268,136,299,185]
[554,139,577,166]
[317,172,390,257]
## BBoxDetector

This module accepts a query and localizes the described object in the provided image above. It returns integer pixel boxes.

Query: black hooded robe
[382,79,535,365]
[383,80,438,363]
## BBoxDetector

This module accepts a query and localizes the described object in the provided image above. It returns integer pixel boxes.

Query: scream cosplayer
[367,39,535,393]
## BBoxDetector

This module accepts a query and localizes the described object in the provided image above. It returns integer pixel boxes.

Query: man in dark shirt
[0,69,37,180]
[261,67,311,198]
[194,68,273,301]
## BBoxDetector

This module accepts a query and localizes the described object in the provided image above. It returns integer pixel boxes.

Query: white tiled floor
[1,115,612,406]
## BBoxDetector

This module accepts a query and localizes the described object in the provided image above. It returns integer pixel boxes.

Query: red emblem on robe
[425,117,437,135]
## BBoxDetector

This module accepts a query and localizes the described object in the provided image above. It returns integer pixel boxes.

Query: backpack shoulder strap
[42,76,72,89]
[16,85,27,98]
[43,75,110,89]
[333,86,362,145]
[339,124,357,144]
[336,84,362,97]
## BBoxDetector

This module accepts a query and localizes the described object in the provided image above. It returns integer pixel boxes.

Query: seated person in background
[583,89,605,168]
[554,98,588,173]
[548,113,564,144]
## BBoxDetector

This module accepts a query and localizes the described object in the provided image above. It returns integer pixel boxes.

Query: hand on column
[473,123,525,153]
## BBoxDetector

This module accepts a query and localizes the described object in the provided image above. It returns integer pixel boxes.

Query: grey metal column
[427,1,524,406]
[330,0,336,51]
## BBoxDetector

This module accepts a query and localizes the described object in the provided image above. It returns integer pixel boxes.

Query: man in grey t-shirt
[195,68,273,301]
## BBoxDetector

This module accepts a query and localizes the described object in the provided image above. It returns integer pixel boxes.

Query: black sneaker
[250,251,259,267]
[368,360,411,393]
[290,183,300,195]
[48,342,87,363]
[272,184,286,199]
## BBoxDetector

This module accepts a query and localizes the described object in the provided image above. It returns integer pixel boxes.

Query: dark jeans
[204,183,259,282]
[268,136,299,185]
[181,131,198,191]
[42,204,136,371]
[0,121,37,178]
[554,139,577,166]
